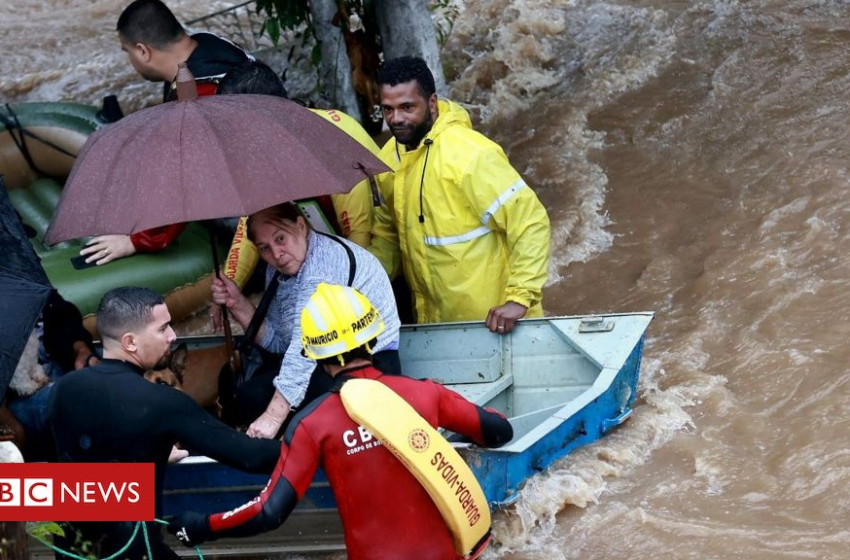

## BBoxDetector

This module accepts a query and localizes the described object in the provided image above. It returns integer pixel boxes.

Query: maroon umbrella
[45,94,390,244]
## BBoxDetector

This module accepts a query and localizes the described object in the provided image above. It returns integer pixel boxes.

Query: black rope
[0,104,79,179]
[418,139,433,223]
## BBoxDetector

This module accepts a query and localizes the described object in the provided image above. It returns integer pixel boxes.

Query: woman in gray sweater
[211,202,401,439]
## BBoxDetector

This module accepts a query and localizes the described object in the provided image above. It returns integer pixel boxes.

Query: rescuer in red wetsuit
[80,0,254,266]
[169,283,513,559]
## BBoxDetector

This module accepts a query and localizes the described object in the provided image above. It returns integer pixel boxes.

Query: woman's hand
[80,235,136,265]
[210,274,242,309]
[210,274,255,329]
[247,392,291,439]
[168,445,189,464]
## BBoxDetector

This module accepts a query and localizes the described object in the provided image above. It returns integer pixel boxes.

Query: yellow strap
[340,378,491,557]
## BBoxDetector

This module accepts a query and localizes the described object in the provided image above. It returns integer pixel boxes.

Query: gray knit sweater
[260,231,400,407]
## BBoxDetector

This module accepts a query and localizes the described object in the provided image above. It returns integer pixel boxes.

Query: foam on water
[444,1,677,283]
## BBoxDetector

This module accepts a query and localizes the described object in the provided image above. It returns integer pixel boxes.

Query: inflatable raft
[1,102,221,334]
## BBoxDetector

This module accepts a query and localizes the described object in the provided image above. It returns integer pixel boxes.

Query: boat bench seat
[449,374,514,407]
[9,178,222,327]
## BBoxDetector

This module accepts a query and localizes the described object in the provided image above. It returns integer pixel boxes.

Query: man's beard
[152,347,173,371]
[391,107,434,148]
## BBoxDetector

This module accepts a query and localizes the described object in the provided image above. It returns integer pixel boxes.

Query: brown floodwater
[4,0,850,558]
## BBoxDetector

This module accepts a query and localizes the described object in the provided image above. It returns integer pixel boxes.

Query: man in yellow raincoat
[370,57,551,334]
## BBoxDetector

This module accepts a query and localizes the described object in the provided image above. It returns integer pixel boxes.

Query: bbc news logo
[0,478,53,506]
[0,463,153,521]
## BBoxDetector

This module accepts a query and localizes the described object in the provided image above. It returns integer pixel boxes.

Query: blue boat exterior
[465,336,644,507]
[163,316,649,518]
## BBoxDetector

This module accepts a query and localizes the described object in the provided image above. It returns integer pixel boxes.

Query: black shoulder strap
[239,271,281,351]
[316,231,356,287]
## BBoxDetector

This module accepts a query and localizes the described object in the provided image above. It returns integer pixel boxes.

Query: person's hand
[247,392,290,439]
[168,445,189,464]
[210,275,246,311]
[72,341,97,370]
[80,235,136,265]
[247,411,284,439]
[210,274,255,329]
[168,511,210,547]
[485,301,528,335]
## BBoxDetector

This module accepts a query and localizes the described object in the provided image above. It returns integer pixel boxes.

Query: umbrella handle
[221,306,242,376]
[208,226,242,377]
[355,163,381,207]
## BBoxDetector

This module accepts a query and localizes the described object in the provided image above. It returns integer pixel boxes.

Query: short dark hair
[97,287,165,342]
[377,56,436,100]
[117,0,185,49]
[316,340,376,368]
[247,202,309,243]
[218,61,288,99]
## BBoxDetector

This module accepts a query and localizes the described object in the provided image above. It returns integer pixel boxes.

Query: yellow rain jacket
[224,108,381,288]
[370,99,550,323]
[315,109,379,248]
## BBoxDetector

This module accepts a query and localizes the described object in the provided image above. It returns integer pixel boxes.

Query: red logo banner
[0,463,154,521]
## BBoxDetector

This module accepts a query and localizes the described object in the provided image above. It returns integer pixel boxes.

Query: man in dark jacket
[117,0,253,102]
[48,287,279,560]
[81,0,255,266]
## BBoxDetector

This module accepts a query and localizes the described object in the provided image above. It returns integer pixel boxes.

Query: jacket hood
[429,99,473,139]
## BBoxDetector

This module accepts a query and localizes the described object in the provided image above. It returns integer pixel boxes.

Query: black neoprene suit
[47,358,280,559]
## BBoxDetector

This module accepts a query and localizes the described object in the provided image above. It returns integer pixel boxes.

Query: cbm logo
[0,478,53,507]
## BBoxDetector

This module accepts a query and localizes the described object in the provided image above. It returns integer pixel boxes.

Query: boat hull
[164,313,652,516]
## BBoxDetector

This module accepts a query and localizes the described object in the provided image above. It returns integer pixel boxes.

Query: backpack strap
[239,271,281,352]
[316,231,356,287]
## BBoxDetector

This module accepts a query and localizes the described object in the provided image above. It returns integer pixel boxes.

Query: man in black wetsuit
[47,287,279,560]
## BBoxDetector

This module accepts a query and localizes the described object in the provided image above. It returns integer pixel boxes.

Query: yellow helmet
[301,283,385,365]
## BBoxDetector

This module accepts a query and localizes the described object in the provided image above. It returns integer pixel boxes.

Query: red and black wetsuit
[130,32,254,252]
[204,365,513,560]
[162,32,253,103]
[47,359,279,560]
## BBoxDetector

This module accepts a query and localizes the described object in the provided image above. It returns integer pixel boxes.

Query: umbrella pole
[208,228,242,377]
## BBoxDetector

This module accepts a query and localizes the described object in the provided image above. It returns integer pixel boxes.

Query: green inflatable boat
[1,102,220,334]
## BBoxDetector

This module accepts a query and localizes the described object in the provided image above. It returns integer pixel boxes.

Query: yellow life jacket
[340,378,491,558]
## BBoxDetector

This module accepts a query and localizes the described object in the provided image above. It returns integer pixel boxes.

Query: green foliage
[26,521,65,541]
[430,0,460,49]
[254,0,373,50]
[255,0,312,45]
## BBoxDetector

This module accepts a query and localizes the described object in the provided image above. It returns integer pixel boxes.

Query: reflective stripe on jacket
[369,99,550,323]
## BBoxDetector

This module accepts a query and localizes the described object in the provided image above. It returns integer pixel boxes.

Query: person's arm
[210,274,266,342]
[129,223,188,252]
[432,381,513,448]
[462,148,550,318]
[83,225,187,265]
[166,389,280,472]
[367,168,402,279]
[169,425,320,546]
[248,279,321,439]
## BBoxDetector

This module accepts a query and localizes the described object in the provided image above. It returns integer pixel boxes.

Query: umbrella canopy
[45,94,390,244]
[0,176,53,405]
